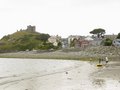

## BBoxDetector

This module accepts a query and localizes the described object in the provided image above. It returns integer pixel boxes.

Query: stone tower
[26,25,36,32]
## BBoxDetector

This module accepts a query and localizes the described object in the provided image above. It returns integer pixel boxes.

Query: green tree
[58,42,62,47]
[90,28,105,38]
[103,38,112,46]
[37,42,54,50]
[70,39,75,47]
[35,34,50,42]
[116,33,120,39]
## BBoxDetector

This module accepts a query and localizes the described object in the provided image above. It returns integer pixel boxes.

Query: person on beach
[105,56,108,64]
[98,58,102,64]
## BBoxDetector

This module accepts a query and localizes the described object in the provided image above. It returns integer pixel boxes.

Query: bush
[117,33,120,39]
[103,38,113,46]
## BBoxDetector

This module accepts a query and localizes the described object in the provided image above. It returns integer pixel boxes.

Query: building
[113,39,120,47]
[48,35,61,46]
[18,25,36,32]
[26,25,36,32]
[61,38,68,48]
[79,40,90,48]
[67,35,85,47]
[84,36,94,41]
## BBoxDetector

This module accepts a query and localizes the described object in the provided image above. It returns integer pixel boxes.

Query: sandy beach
[0,58,120,90]
[92,61,120,80]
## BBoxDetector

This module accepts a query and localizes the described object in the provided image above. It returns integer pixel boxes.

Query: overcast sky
[0,0,120,38]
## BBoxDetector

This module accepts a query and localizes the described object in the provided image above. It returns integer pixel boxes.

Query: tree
[70,38,76,47]
[35,34,50,42]
[116,33,120,39]
[103,38,112,46]
[90,28,105,38]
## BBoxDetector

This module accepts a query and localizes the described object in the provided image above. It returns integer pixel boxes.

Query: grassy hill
[0,30,54,52]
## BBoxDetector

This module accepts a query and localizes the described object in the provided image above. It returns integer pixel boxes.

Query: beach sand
[0,59,95,90]
[0,58,120,90]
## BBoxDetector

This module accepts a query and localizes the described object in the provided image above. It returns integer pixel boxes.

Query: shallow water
[0,58,120,90]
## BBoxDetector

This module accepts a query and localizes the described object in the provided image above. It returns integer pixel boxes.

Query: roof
[85,37,93,41]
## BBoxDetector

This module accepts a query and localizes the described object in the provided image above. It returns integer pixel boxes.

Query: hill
[0,30,54,52]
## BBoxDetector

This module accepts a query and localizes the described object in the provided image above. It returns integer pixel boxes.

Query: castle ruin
[26,25,36,32]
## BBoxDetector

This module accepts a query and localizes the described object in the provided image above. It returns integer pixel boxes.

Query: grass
[0,52,99,61]
[0,51,117,62]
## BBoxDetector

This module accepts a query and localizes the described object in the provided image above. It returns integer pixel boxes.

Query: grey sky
[0,0,120,38]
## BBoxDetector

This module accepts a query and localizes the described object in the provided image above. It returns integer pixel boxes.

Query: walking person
[105,56,108,64]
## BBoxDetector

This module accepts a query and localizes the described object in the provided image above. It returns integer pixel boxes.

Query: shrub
[103,38,113,46]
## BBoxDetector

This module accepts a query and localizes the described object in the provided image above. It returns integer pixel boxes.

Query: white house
[113,39,120,47]
[48,35,61,46]
[84,36,94,41]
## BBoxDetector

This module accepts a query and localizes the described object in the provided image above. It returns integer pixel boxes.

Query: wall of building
[26,25,36,32]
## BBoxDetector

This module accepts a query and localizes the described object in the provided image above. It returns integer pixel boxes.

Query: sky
[0,0,120,38]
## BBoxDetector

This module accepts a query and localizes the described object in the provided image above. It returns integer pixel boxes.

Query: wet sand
[92,61,120,80]
[0,58,120,90]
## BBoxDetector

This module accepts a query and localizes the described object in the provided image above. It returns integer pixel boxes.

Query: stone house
[67,35,85,47]
[48,35,61,46]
